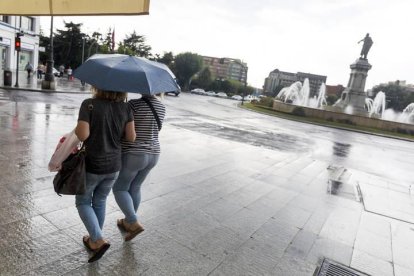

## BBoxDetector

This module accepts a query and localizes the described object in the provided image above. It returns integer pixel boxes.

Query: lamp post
[41,16,55,90]
[240,65,248,105]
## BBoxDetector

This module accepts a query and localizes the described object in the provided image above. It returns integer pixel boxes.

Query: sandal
[82,235,111,263]
[125,223,145,242]
[82,236,93,251]
[117,218,127,231]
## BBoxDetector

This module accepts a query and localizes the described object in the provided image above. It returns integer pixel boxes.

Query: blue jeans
[113,153,159,224]
[76,171,119,242]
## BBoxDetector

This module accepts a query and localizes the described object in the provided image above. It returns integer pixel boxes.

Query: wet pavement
[0,73,91,94]
[1,90,414,275]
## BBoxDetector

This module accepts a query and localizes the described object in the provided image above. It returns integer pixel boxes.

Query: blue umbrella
[73,54,180,94]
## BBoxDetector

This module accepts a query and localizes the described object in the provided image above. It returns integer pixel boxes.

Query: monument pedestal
[334,58,371,115]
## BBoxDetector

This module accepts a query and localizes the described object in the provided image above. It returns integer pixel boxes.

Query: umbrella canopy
[74,54,180,95]
[0,0,149,15]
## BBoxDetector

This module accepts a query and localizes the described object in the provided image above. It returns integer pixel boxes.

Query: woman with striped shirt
[113,94,165,241]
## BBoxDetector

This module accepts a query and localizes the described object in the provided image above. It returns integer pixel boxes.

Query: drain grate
[315,258,370,276]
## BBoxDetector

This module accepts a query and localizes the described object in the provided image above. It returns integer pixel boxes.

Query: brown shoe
[125,222,145,242]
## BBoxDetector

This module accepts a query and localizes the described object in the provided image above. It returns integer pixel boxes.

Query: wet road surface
[1,89,414,275]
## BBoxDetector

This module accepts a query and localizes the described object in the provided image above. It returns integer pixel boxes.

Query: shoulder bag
[53,143,86,195]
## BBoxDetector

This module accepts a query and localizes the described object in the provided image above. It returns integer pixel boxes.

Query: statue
[358,33,373,59]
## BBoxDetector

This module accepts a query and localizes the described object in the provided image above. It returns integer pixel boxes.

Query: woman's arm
[75,120,90,141]
[124,121,136,142]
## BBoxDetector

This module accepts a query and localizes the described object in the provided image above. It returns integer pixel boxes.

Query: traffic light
[15,37,21,51]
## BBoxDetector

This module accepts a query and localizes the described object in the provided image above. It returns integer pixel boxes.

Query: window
[0,16,10,24]
[20,16,34,31]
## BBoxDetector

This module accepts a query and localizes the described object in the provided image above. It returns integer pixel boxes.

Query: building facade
[201,56,247,84]
[0,15,40,75]
[264,69,327,96]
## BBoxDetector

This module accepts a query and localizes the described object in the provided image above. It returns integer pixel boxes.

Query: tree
[196,67,212,89]
[118,31,152,58]
[372,82,413,111]
[53,22,85,69]
[38,29,50,64]
[173,52,203,91]
[157,52,174,67]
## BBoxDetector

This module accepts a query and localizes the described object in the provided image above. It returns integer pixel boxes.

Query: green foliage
[118,31,152,58]
[157,52,174,66]
[269,85,285,97]
[372,83,414,111]
[258,96,275,107]
[173,52,203,90]
[196,67,212,89]
[327,95,339,105]
[50,21,84,69]
[292,107,306,117]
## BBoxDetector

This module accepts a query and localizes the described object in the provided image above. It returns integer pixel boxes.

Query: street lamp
[41,16,55,90]
[240,64,248,105]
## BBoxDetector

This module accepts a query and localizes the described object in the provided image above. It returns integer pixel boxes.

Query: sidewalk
[0,72,91,94]
[1,95,414,275]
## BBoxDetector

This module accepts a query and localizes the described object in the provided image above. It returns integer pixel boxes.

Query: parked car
[216,92,228,98]
[165,88,181,96]
[191,88,206,95]
[52,68,60,77]
[205,91,216,96]
[231,95,243,101]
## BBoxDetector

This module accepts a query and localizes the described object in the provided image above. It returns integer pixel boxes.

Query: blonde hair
[92,87,127,102]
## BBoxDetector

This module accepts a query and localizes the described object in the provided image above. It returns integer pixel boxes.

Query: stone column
[334,58,372,115]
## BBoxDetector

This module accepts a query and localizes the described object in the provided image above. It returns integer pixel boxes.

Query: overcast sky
[40,0,414,89]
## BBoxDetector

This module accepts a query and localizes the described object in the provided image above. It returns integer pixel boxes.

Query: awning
[0,0,150,16]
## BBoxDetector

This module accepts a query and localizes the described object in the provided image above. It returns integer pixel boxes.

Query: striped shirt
[121,97,166,154]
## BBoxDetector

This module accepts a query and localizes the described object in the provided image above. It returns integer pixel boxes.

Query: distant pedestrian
[25,62,33,78]
[37,64,45,79]
[67,66,73,80]
[59,64,65,77]
[113,94,165,241]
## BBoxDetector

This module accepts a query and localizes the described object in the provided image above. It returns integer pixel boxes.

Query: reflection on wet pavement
[332,142,352,157]
[171,121,312,153]
[1,91,414,275]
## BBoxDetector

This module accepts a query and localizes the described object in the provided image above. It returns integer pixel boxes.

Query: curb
[0,86,91,94]
[240,104,414,143]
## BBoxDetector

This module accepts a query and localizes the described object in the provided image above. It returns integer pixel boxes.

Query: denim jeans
[76,171,119,242]
[113,153,159,224]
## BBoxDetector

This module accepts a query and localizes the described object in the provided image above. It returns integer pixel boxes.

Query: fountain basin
[272,100,414,135]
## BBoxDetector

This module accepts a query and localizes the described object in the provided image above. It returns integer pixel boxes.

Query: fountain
[365,91,386,118]
[270,33,414,134]
[277,78,325,108]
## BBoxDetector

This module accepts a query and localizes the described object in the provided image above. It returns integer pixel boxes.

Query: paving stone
[201,197,244,223]
[307,237,354,266]
[222,207,273,238]
[209,245,278,276]
[318,206,361,247]
[272,204,312,228]
[354,229,392,262]
[351,249,394,276]
[272,256,318,276]
[190,225,246,263]
[0,215,58,247]
[285,230,318,259]
[0,230,81,275]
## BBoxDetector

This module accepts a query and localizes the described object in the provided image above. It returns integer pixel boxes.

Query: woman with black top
[113,94,165,241]
[75,87,136,262]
